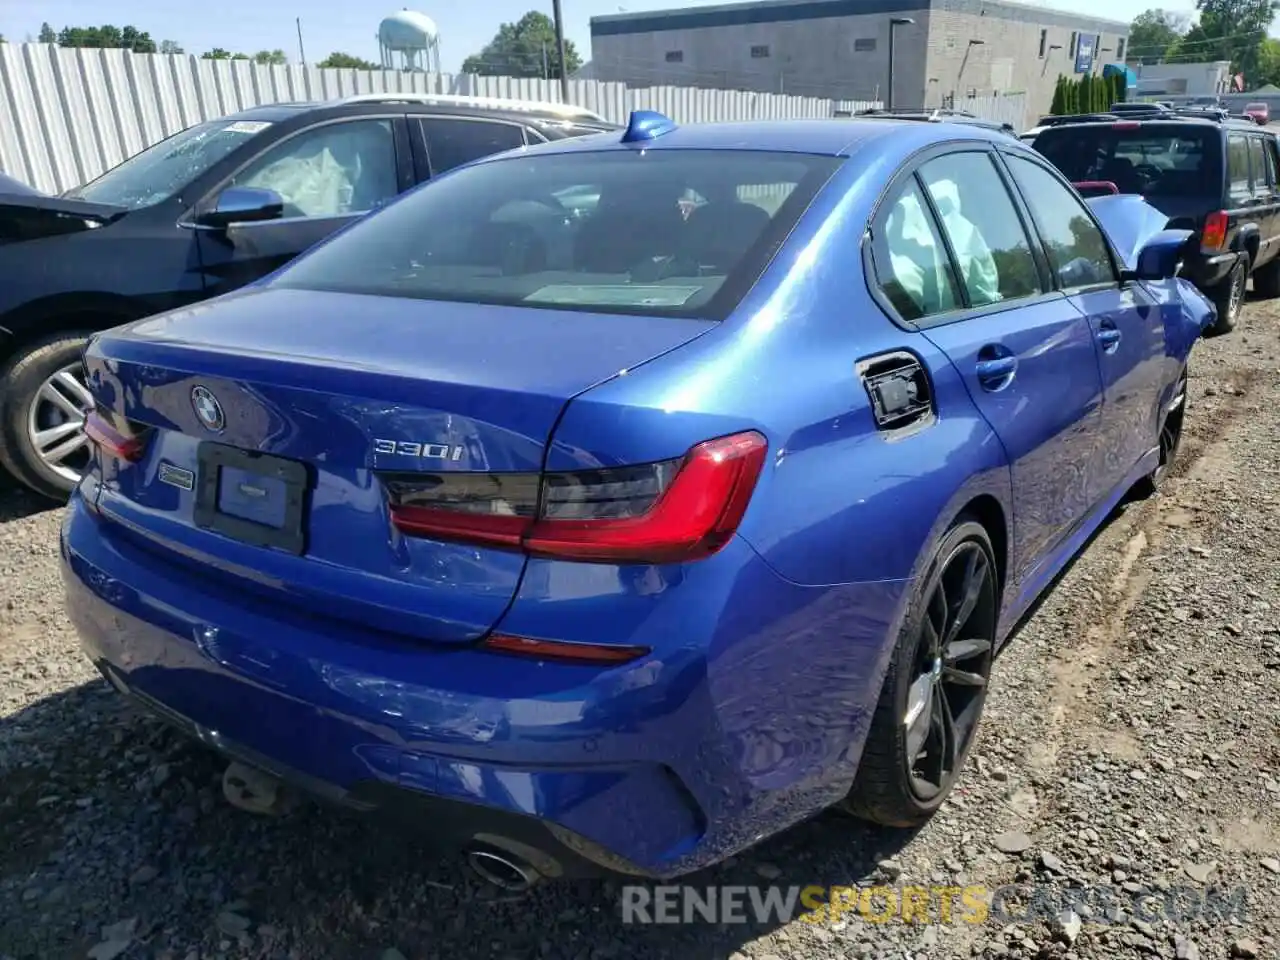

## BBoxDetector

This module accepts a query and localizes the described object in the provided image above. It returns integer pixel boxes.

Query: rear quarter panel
[543,150,1014,590]
[497,153,1014,851]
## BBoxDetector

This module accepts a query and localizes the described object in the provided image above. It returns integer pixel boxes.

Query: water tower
[378,9,441,73]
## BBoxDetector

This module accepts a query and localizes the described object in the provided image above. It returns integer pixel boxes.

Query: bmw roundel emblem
[191,385,225,432]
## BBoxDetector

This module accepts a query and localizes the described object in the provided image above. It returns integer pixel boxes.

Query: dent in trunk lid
[84,287,714,644]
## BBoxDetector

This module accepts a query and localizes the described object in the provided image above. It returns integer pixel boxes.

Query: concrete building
[1132,61,1234,99]
[590,0,1128,116]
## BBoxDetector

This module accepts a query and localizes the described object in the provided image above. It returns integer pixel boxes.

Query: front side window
[1006,156,1116,289]
[67,119,273,209]
[230,119,398,219]
[273,149,840,320]
[874,179,960,321]
[917,152,1041,307]
[421,118,526,175]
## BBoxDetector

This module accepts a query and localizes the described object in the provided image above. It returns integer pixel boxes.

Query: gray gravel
[2,304,1279,960]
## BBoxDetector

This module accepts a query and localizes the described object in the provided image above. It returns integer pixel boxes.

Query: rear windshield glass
[272,149,840,319]
[1034,125,1219,197]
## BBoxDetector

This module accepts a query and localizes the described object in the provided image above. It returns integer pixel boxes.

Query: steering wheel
[1132,163,1163,184]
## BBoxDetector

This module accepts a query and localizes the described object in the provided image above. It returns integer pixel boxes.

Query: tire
[0,331,95,501]
[1252,258,1280,299]
[1135,367,1188,498]
[1205,257,1246,336]
[841,517,999,828]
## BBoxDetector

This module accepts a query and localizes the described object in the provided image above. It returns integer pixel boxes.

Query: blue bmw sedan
[62,112,1211,885]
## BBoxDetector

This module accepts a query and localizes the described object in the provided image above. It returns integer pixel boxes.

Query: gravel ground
[1,303,1278,960]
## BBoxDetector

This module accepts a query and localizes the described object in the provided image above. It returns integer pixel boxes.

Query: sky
[0,0,1192,72]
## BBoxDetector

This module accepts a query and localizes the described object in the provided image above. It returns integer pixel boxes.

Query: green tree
[159,40,184,55]
[201,48,233,60]
[1127,9,1189,63]
[38,22,56,44]
[461,11,582,79]
[1255,36,1280,86]
[253,49,288,65]
[1050,75,1067,115]
[316,51,379,69]
[1180,0,1276,77]
[56,24,156,54]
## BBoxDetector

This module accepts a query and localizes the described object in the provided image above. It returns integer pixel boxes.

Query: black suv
[0,94,618,498]
[1031,114,1280,337]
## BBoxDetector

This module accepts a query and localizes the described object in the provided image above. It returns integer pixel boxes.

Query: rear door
[1002,151,1165,489]
[877,146,1107,587]
[193,116,412,296]
[1225,131,1255,246]
[1247,133,1280,267]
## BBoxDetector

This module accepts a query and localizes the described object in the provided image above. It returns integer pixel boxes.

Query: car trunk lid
[84,286,713,643]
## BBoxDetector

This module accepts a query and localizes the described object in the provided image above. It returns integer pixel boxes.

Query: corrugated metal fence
[0,44,881,193]
[0,43,1028,194]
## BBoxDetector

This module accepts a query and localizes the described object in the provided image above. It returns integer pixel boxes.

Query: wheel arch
[958,493,1009,598]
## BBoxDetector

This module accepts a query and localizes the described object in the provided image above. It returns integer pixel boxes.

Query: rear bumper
[1182,250,1241,291]
[61,494,908,878]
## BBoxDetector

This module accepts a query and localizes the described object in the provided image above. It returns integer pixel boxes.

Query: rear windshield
[272,149,840,319]
[1034,125,1220,197]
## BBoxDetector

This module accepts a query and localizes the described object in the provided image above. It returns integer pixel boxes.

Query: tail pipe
[466,848,542,893]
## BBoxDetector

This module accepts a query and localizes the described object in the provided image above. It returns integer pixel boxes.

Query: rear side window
[1247,136,1271,195]
[1035,125,1218,198]
[1227,134,1251,204]
[421,118,526,175]
[273,149,841,320]
[916,152,1041,307]
[874,179,961,320]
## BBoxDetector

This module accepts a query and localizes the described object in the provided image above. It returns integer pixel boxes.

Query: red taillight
[384,430,768,564]
[1202,210,1229,252]
[84,410,147,462]
[480,634,651,664]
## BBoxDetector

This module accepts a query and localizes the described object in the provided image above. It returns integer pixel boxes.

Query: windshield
[66,119,272,209]
[1034,126,1219,197]
[273,149,840,319]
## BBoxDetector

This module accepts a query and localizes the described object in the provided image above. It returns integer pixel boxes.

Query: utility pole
[296,17,307,67]
[552,0,570,101]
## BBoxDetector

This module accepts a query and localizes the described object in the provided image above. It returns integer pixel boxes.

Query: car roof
[1036,116,1260,133]
[223,95,619,128]
[507,117,1015,159]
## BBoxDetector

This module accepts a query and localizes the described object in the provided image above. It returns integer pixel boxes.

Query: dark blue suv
[0,93,616,498]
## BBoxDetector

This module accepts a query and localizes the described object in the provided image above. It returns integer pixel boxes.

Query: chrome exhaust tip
[466,848,541,892]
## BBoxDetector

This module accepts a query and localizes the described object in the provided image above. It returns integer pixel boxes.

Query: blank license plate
[194,443,309,555]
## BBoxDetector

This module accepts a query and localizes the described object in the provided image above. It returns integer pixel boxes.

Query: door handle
[975,349,1017,391]
[1097,325,1122,353]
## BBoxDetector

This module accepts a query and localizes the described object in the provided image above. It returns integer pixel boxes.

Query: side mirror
[1123,229,1194,281]
[196,186,284,229]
